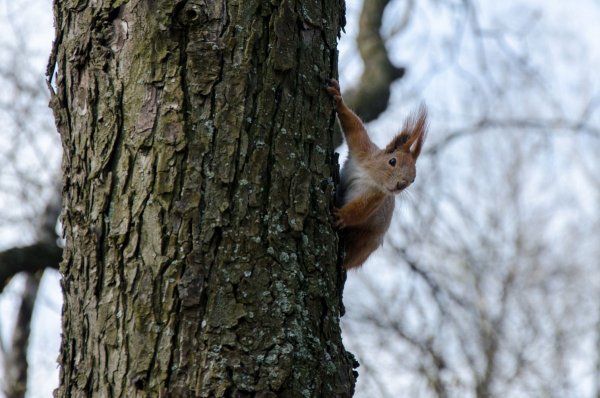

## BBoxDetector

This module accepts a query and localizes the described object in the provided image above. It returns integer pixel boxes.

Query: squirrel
[326,79,428,269]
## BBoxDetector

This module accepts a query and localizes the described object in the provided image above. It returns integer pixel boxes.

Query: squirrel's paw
[333,207,346,229]
[325,79,342,107]
[327,78,340,92]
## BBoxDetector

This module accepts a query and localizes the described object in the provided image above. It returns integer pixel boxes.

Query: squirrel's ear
[402,104,428,159]
[385,132,409,153]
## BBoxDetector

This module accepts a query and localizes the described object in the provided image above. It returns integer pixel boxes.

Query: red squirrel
[326,79,428,269]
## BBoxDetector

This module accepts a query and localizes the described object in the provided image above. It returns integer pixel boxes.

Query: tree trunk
[48,0,355,396]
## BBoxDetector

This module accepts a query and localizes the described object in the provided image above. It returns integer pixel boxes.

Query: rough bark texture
[49,0,355,397]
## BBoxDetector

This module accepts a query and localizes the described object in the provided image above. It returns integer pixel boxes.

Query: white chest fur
[338,156,381,205]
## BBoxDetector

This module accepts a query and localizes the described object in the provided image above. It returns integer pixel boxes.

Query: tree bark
[49,0,355,397]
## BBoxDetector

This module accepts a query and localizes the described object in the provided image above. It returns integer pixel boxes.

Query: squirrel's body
[326,79,427,269]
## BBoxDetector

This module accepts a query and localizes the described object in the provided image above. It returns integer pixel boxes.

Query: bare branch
[0,243,61,293]
[344,0,406,122]
[2,273,41,398]
[426,116,600,156]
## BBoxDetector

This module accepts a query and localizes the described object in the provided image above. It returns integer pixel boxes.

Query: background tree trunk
[49,0,355,396]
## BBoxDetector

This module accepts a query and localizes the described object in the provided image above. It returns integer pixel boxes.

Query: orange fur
[326,79,428,269]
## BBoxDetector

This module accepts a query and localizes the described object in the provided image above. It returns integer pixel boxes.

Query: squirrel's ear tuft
[402,104,428,159]
[384,104,428,155]
[385,132,409,153]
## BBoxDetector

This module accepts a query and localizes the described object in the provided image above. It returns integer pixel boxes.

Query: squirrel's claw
[328,79,340,92]
[325,79,343,110]
[333,207,346,229]
[325,79,341,97]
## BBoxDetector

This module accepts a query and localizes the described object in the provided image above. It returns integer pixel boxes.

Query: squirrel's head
[368,105,428,194]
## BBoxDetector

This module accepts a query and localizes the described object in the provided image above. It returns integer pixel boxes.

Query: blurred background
[1,0,600,397]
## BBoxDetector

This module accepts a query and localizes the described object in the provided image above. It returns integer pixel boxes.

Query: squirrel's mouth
[390,183,409,193]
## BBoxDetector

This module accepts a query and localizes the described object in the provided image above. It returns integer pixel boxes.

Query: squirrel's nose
[397,181,409,190]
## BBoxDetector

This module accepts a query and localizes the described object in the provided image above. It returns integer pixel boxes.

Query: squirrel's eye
[388,158,397,167]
